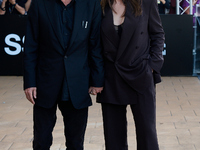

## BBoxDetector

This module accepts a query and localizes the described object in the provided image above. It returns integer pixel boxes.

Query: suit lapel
[116,4,141,61]
[101,6,120,49]
[67,0,88,54]
[44,0,65,54]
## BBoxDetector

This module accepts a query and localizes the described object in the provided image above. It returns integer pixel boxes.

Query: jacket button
[64,56,67,59]
[136,46,139,49]
[141,32,144,34]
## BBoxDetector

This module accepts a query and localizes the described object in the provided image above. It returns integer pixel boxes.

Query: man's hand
[88,87,103,95]
[24,87,37,105]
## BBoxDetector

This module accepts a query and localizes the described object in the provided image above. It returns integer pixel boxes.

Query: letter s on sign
[4,34,21,55]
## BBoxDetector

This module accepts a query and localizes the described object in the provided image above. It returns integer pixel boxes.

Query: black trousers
[101,88,159,150]
[33,100,88,150]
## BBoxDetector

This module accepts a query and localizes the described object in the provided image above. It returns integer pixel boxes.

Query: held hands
[24,87,37,105]
[88,87,103,95]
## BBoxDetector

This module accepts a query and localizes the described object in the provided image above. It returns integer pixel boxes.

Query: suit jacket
[97,0,164,104]
[24,0,104,109]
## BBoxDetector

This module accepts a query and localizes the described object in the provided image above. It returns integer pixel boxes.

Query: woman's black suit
[97,0,165,149]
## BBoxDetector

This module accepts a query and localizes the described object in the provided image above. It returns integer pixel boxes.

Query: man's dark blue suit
[24,0,104,109]
[23,0,104,149]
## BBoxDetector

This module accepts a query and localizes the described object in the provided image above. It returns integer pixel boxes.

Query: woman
[97,0,165,149]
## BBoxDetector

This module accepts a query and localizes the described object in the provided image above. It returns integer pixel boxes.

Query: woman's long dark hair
[101,0,142,16]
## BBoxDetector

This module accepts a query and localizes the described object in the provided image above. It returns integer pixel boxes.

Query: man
[157,0,170,14]
[0,0,28,15]
[23,0,104,149]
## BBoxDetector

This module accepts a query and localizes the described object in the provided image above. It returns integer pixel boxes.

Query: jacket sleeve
[88,0,104,87]
[23,0,39,90]
[148,0,165,74]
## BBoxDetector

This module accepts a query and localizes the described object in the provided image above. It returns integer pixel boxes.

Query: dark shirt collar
[58,0,75,7]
